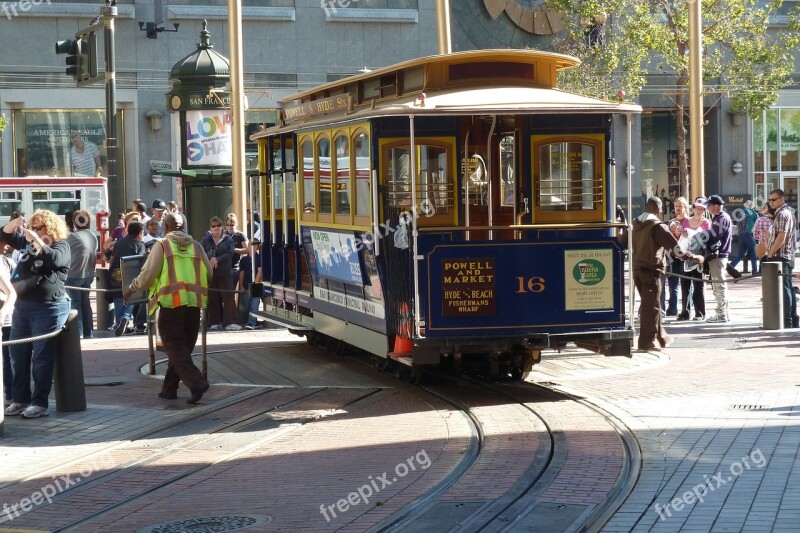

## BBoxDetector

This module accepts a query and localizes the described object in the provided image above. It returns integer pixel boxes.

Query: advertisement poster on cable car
[308,228,363,285]
[185,110,232,166]
[564,249,614,310]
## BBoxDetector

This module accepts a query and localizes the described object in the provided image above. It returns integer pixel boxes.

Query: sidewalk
[530,273,800,531]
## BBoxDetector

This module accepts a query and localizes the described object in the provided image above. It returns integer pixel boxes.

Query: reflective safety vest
[148,239,208,314]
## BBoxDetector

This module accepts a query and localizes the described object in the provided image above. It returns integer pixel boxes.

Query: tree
[0,113,7,142]
[548,0,800,198]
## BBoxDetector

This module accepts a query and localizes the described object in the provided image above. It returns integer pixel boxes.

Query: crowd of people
[626,188,798,351]
[2,200,264,418]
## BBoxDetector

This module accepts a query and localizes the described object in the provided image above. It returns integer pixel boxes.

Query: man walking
[622,196,703,351]
[704,195,733,323]
[763,188,797,328]
[124,214,213,403]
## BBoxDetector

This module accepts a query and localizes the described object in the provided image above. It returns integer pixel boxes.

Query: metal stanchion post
[201,307,207,379]
[55,310,87,412]
[762,262,783,330]
[95,268,114,331]
[0,340,4,436]
[147,302,156,375]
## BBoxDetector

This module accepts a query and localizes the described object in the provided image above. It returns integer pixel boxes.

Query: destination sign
[283,95,351,124]
[441,258,496,317]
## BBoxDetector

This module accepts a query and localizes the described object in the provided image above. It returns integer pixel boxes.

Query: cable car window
[284,138,296,210]
[317,137,332,215]
[500,136,515,207]
[300,138,314,217]
[532,134,604,222]
[354,131,371,217]
[334,134,351,216]
[0,191,22,217]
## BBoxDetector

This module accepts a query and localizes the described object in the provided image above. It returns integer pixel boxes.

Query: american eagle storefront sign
[185,110,232,166]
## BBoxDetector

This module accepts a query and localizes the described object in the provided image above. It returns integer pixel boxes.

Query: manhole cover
[137,514,272,533]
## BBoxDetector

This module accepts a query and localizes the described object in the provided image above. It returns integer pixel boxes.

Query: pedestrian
[675,198,711,320]
[124,214,212,404]
[0,246,16,408]
[2,209,71,419]
[762,188,797,328]
[110,221,145,336]
[621,196,703,351]
[703,195,733,323]
[729,199,759,274]
[753,201,774,262]
[240,238,263,330]
[151,199,166,237]
[202,216,241,331]
[66,209,98,339]
[225,213,249,294]
[666,196,691,317]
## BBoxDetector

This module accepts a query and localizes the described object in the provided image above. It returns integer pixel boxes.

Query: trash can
[95,268,114,331]
[54,310,86,412]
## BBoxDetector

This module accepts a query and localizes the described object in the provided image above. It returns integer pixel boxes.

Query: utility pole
[228,0,247,231]
[435,0,452,54]
[102,3,118,213]
[688,0,704,199]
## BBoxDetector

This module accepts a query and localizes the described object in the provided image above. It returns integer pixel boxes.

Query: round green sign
[572,259,605,286]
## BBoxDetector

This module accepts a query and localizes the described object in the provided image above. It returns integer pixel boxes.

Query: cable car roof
[252,85,641,138]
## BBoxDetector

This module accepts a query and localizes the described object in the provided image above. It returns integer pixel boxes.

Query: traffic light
[56,38,84,81]
[55,35,97,83]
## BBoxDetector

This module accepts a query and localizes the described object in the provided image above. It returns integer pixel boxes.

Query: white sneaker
[209,324,222,331]
[706,314,730,323]
[224,324,243,331]
[5,402,27,416]
[20,405,49,418]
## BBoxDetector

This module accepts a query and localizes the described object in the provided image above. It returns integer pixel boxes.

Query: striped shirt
[766,204,797,259]
[70,141,100,176]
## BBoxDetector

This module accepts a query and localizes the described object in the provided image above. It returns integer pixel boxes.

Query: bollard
[762,262,783,330]
[54,310,86,412]
[0,341,4,437]
[95,268,114,331]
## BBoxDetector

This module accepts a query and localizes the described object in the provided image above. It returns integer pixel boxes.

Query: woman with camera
[2,210,71,419]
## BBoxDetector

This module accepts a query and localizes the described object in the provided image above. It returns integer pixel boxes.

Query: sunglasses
[30,225,44,231]
[211,224,222,228]
[225,223,235,226]
[768,197,781,202]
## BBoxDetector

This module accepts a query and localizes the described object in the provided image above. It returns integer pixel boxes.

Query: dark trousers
[780,259,797,328]
[634,268,670,349]
[208,272,238,326]
[680,266,705,318]
[158,306,206,396]
[2,326,10,402]
[66,276,94,337]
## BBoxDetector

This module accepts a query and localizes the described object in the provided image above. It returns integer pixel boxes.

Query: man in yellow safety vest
[124,213,213,404]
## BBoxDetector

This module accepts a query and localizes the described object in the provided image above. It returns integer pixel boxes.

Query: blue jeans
[9,297,70,409]
[67,276,94,337]
[780,259,797,328]
[113,297,133,327]
[730,232,758,273]
[247,295,260,326]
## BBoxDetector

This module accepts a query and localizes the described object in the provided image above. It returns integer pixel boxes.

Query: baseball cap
[152,199,166,210]
[693,197,707,208]
[705,195,725,206]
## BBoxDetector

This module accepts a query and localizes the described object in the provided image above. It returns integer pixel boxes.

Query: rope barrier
[64,285,247,294]
[2,324,67,346]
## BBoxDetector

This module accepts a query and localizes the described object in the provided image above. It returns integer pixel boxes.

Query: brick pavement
[528,273,800,532]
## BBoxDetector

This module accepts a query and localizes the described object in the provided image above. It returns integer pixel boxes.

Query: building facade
[0,0,796,220]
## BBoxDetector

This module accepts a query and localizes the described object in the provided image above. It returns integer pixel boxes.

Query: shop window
[12,110,106,177]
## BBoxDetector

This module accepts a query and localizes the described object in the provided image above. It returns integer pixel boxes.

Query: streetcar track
[366,372,641,533]
[0,387,384,531]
